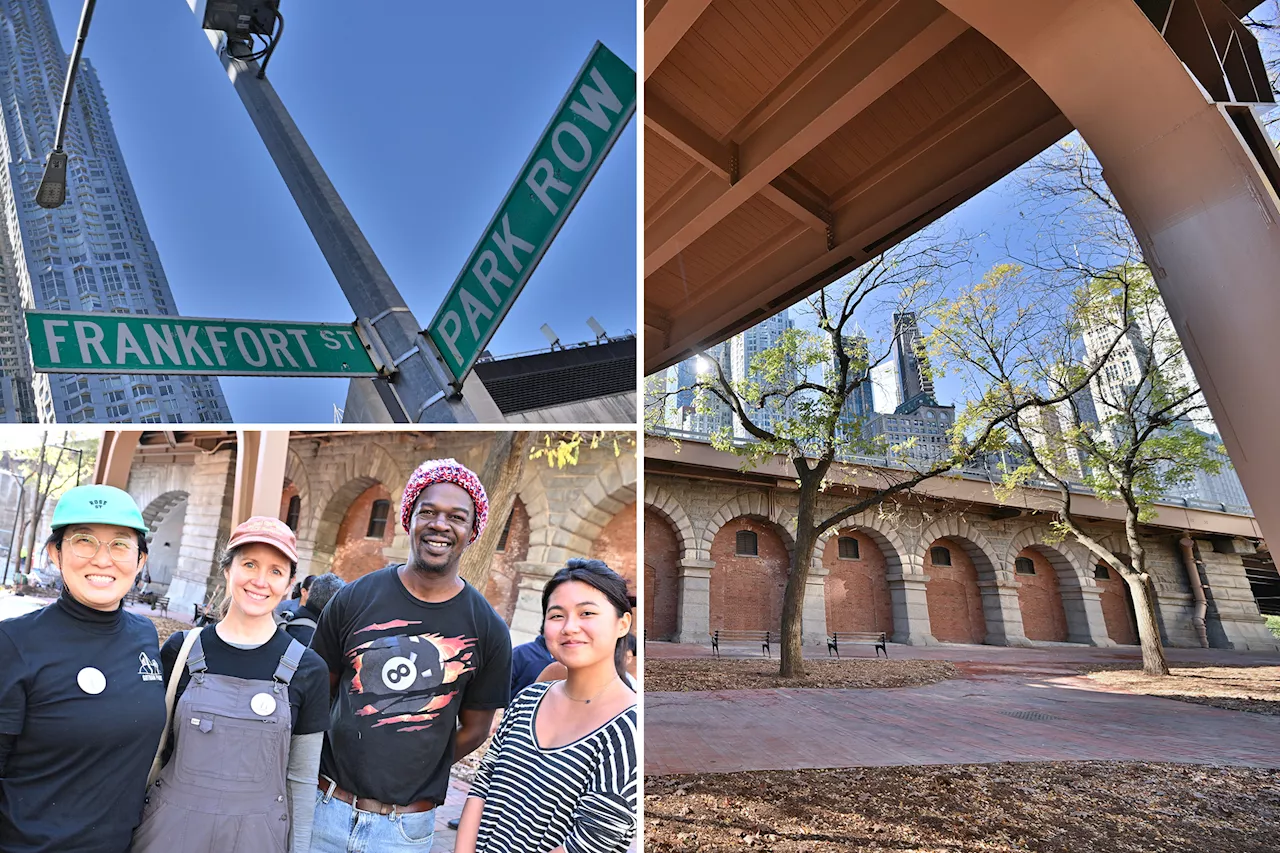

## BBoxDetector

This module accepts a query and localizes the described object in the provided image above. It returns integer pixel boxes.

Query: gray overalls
[131,633,306,853]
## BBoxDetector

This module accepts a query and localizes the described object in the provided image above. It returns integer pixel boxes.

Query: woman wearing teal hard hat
[0,484,166,853]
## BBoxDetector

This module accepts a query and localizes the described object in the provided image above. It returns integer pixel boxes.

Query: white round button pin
[77,667,106,695]
[251,692,277,717]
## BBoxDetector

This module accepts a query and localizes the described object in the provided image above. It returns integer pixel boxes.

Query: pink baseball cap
[228,516,299,564]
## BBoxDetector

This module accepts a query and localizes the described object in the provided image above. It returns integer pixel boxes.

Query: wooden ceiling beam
[644,0,968,276]
[645,111,1072,372]
[644,0,715,80]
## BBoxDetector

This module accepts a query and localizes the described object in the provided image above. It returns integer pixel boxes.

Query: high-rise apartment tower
[0,0,230,423]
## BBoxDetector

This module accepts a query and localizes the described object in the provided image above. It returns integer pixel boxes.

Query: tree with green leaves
[929,136,1233,676]
[647,234,1104,677]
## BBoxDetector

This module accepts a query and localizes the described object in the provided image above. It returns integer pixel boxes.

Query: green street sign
[427,41,636,384]
[25,311,379,377]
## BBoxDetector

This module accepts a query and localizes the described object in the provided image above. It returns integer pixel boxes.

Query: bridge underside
[644,0,1269,374]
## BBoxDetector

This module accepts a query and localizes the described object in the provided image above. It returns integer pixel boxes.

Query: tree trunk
[1125,571,1170,675]
[23,434,48,567]
[779,478,820,678]
[459,431,534,589]
[1124,510,1170,676]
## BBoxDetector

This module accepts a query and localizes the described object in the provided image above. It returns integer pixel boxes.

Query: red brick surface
[591,501,637,594]
[1015,548,1069,642]
[644,508,680,640]
[709,518,789,632]
[484,498,529,623]
[1095,564,1139,645]
[822,529,894,635]
[925,538,986,643]
[278,481,299,527]
[332,483,394,581]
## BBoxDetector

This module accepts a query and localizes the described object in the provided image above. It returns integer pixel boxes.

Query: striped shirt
[471,680,638,853]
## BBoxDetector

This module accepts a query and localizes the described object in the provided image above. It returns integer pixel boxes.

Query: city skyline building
[729,309,794,439]
[0,0,229,423]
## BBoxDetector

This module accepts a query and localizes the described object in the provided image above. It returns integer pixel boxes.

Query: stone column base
[979,579,1032,647]
[887,575,937,646]
[674,560,714,645]
[509,561,559,646]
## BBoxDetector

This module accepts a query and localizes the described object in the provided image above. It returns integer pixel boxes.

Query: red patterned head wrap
[400,458,489,544]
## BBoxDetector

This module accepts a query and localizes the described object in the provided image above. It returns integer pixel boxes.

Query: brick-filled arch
[822,528,893,635]
[644,507,680,640]
[1013,548,1069,642]
[644,482,697,561]
[709,516,790,633]
[924,537,987,644]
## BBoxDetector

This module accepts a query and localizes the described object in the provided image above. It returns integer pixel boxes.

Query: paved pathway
[645,644,1280,776]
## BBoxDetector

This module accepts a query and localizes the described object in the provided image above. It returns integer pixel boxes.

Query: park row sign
[24,311,378,377]
[427,41,636,385]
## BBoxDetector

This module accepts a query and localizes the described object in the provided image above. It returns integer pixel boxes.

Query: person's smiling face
[544,580,632,671]
[408,482,474,575]
[225,542,293,618]
[47,523,144,612]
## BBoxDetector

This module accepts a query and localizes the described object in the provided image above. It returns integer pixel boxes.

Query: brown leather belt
[318,776,436,815]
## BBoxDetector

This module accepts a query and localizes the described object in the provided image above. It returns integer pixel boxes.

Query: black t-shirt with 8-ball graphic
[310,565,511,807]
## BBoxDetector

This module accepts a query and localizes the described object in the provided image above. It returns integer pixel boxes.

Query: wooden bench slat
[710,629,773,659]
[827,631,888,659]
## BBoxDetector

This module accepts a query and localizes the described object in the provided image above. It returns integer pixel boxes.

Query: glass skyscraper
[0,0,230,423]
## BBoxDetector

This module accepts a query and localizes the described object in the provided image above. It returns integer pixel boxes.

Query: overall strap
[272,638,307,686]
[185,629,209,676]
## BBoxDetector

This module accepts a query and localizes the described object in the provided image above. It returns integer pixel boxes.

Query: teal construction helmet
[50,485,148,533]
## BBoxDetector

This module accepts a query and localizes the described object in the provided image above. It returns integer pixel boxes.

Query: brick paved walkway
[645,643,1280,776]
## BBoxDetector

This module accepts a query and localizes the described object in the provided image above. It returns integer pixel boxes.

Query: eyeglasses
[65,532,138,563]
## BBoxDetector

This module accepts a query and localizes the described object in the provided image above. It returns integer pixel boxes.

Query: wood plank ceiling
[643,0,1072,374]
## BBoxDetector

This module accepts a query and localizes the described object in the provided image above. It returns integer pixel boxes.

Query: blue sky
[50,1,636,423]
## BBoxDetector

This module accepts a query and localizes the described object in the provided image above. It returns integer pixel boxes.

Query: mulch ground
[644,658,958,692]
[1078,664,1280,716]
[645,762,1280,852]
[147,615,196,644]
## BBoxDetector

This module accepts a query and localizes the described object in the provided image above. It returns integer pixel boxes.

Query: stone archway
[918,517,1028,646]
[707,513,792,633]
[644,507,681,640]
[821,527,894,636]
[816,511,933,645]
[1005,527,1112,646]
[509,450,639,642]
[307,444,405,577]
[140,490,188,590]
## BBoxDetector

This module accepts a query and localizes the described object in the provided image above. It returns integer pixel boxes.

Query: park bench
[151,596,170,617]
[827,631,888,659]
[711,629,772,659]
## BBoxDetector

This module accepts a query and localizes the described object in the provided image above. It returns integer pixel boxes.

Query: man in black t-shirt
[310,459,512,853]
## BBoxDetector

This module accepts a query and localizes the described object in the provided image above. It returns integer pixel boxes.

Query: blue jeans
[311,788,436,853]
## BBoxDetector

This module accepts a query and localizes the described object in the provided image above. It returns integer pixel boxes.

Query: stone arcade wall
[124,433,638,639]
[645,473,1278,652]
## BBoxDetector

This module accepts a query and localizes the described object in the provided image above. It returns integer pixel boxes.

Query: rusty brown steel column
[231,431,290,527]
[937,0,1280,546]
[93,431,140,489]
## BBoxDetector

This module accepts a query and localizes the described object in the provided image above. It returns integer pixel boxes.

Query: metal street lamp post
[36,0,97,209]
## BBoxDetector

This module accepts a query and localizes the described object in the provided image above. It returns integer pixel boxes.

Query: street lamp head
[36,151,68,209]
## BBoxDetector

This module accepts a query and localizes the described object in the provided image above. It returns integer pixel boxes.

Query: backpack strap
[272,638,307,688]
[147,627,202,788]
[185,629,209,677]
[286,617,317,631]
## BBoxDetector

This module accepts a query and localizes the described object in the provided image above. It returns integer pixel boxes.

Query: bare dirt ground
[1078,664,1280,716]
[644,658,958,692]
[645,762,1280,852]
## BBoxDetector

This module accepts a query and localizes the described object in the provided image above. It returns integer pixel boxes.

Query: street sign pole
[185,0,477,423]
